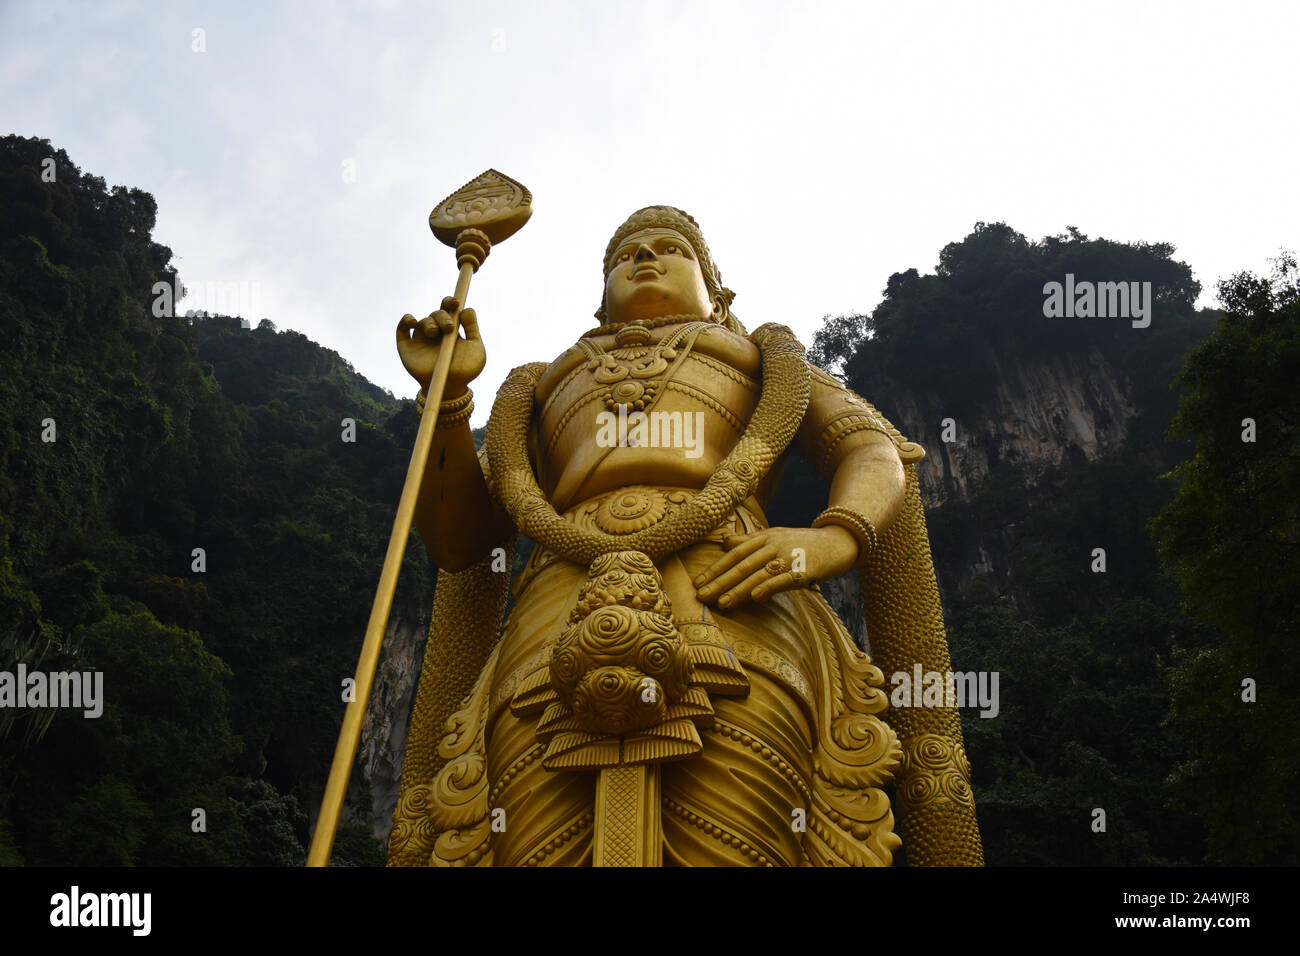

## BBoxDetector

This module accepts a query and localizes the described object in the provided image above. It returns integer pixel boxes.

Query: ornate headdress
[594,205,742,334]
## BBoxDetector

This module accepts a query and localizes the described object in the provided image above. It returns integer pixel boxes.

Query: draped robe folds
[387,325,984,867]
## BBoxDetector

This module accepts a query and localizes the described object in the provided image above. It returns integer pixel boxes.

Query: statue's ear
[712,287,737,324]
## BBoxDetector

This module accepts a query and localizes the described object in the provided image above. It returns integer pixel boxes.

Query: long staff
[307,170,532,866]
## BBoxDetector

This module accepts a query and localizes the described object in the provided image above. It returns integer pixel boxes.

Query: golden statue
[385,200,983,867]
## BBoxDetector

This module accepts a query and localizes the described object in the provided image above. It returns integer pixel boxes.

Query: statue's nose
[633,243,656,262]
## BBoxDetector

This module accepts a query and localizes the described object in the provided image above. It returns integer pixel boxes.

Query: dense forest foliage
[0,135,427,865]
[2,134,1295,865]
[1151,256,1300,863]
[794,226,1298,864]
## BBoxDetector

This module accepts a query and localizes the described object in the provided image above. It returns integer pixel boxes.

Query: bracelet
[418,387,473,425]
[811,506,879,562]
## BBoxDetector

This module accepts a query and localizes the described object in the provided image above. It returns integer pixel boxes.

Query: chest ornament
[582,323,703,414]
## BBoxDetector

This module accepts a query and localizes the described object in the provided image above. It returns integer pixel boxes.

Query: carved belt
[513,486,768,600]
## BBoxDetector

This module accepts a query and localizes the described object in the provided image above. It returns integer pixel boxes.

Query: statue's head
[596,205,742,333]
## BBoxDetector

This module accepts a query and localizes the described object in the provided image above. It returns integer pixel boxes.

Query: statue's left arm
[790,365,986,866]
[694,363,907,607]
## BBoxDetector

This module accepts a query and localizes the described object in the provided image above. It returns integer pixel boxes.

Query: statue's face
[603,227,713,326]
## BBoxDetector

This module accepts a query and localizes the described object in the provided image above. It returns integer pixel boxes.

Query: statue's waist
[490,485,823,730]
[543,430,765,512]
[565,484,767,536]
[513,485,769,599]
[491,518,821,733]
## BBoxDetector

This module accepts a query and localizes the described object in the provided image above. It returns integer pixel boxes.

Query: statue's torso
[533,322,761,512]
[476,322,834,865]
[420,319,929,867]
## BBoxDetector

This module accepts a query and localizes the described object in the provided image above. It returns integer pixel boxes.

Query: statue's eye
[666,245,678,254]
[618,252,631,262]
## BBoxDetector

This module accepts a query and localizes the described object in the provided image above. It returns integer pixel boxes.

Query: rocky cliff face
[883,346,1136,507]
[358,594,428,844]
[826,344,1139,646]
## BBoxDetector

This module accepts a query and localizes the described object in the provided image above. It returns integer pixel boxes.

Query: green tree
[1151,254,1300,863]
[796,222,1220,864]
[1,135,430,863]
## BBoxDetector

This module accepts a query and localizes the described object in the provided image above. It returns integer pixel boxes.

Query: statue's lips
[630,265,665,279]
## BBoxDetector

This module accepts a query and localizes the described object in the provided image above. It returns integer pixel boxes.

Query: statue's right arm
[411,407,512,571]
[397,300,514,572]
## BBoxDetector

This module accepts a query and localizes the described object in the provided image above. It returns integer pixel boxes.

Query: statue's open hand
[396,296,486,397]
[693,525,859,610]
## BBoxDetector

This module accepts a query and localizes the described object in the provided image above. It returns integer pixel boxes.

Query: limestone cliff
[881,346,1136,508]
[825,343,1139,648]
[358,593,428,844]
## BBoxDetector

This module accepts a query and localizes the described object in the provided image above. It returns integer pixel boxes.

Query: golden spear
[307,170,532,866]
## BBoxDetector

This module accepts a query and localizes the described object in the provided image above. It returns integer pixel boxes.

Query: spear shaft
[307,171,531,867]
[306,263,473,867]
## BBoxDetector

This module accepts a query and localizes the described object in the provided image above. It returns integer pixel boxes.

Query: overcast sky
[3,0,1297,425]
